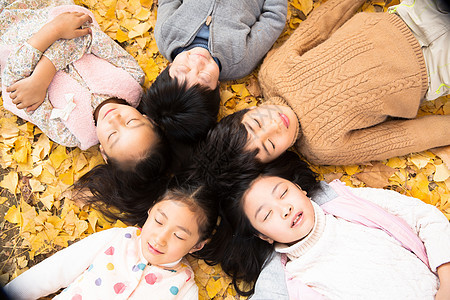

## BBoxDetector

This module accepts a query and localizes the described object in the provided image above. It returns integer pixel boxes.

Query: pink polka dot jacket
[4,227,198,300]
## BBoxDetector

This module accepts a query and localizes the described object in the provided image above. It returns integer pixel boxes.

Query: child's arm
[260,0,365,83]
[275,0,366,56]
[88,27,145,85]
[4,11,92,111]
[436,262,450,300]
[304,115,450,166]
[237,0,287,76]
[250,253,289,300]
[349,187,450,273]
[4,228,120,300]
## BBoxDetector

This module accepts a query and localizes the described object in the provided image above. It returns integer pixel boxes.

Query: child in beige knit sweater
[206,0,450,166]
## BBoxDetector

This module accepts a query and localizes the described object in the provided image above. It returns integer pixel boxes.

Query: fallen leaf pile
[1,0,449,299]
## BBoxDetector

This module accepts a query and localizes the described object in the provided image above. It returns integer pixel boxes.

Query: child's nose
[155,231,168,246]
[155,234,166,246]
[281,205,292,219]
[108,112,125,125]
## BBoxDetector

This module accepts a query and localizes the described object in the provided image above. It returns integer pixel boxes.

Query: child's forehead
[150,200,200,223]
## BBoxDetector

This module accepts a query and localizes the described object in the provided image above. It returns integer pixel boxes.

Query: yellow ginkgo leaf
[0,172,18,194]
[434,164,450,182]
[49,146,68,169]
[39,194,54,210]
[143,58,160,82]
[206,277,222,299]
[29,178,45,192]
[5,205,21,224]
[134,7,150,21]
[116,27,129,42]
[12,147,28,164]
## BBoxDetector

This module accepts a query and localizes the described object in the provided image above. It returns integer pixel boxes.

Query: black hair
[199,151,321,296]
[189,109,253,187]
[162,175,219,244]
[141,67,221,171]
[72,134,171,226]
[72,67,221,226]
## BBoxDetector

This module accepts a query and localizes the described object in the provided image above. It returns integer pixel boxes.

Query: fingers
[27,103,40,112]
[72,12,93,26]
[5,83,16,93]
[9,91,19,103]
[15,102,26,110]
[75,27,92,38]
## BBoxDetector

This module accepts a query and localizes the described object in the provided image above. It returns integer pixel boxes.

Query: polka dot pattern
[104,246,114,256]
[113,282,126,294]
[169,286,179,295]
[95,278,102,286]
[145,273,157,285]
[106,263,114,270]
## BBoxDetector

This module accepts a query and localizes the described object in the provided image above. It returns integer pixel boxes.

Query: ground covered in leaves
[1,0,449,299]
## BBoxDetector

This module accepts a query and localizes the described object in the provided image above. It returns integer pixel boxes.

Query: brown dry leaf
[355,162,396,188]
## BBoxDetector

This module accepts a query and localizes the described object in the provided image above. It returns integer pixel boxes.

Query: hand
[46,12,93,40]
[435,285,450,300]
[436,262,450,300]
[6,74,47,112]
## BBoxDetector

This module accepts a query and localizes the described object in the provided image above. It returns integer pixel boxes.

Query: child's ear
[294,183,307,196]
[188,240,207,254]
[99,145,108,163]
[257,233,274,244]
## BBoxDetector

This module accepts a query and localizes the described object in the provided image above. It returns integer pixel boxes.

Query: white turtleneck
[274,186,450,300]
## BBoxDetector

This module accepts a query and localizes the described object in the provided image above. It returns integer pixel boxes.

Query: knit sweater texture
[258,0,450,165]
[155,0,287,81]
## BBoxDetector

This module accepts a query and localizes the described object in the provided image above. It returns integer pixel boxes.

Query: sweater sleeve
[263,0,365,66]
[4,228,121,300]
[239,0,287,72]
[153,0,183,61]
[348,186,450,272]
[2,42,81,147]
[302,114,450,166]
[258,0,366,105]
[250,253,289,300]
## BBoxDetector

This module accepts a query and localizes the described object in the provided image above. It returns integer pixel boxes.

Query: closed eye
[254,118,261,128]
[108,131,116,141]
[263,210,271,221]
[281,189,287,198]
[268,139,275,150]
[155,218,162,225]
[174,233,185,240]
[126,119,137,126]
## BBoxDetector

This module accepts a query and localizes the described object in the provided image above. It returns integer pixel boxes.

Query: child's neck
[156,258,183,268]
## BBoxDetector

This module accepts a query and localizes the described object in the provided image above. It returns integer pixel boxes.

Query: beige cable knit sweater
[258,0,450,165]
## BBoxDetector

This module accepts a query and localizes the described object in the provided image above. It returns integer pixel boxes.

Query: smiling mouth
[279,113,290,129]
[292,212,303,227]
[148,243,163,255]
